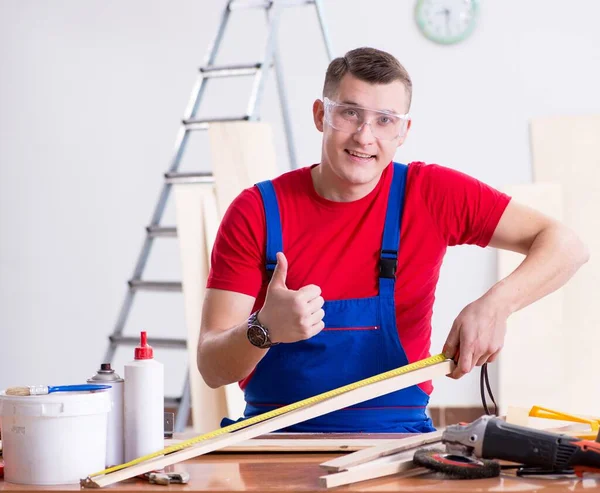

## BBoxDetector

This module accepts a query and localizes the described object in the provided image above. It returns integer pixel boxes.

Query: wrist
[485,280,519,317]
[247,310,279,348]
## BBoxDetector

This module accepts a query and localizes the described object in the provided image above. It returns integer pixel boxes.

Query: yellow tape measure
[89,352,447,478]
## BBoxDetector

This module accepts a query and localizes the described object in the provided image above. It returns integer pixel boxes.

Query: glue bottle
[87,363,124,467]
[124,331,164,461]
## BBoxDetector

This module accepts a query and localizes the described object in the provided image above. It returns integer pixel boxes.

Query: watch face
[248,325,268,348]
[415,0,479,45]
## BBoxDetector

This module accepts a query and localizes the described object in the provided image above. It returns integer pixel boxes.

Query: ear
[313,99,324,132]
[396,119,412,147]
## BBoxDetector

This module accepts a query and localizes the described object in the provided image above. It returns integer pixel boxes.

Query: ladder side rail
[313,0,334,61]
[268,6,297,169]
[246,4,284,119]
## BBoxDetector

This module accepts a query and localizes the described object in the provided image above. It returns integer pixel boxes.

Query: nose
[353,121,376,145]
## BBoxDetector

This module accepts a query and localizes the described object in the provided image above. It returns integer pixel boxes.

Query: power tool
[414,415,600,479]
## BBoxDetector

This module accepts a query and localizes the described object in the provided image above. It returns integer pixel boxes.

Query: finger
[450,345,473,379]
[311,320,325,333]
[476,354,490,367]
[443,319,460,360]
[306,295,325,314]
[297,283,322,301]
[306,308,325,326]
[486,350,501,363]
[269,252,288,289]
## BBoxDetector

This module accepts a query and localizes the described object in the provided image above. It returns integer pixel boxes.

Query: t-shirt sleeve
[206,187,266,298]
[415,163,512,247]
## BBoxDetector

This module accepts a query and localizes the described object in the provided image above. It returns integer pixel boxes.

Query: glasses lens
[325,100,407,141]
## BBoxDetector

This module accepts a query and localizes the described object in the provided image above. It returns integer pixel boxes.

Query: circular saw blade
[413,448,501,479]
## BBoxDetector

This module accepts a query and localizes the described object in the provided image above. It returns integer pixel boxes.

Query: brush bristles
[5,387,31,396]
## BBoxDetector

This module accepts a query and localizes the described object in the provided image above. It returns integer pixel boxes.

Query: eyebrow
[339,99,399,115]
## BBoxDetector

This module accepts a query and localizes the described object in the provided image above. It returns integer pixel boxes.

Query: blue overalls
[245,162,434,433]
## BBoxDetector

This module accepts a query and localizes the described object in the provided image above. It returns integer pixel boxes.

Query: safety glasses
[323,97,410,141]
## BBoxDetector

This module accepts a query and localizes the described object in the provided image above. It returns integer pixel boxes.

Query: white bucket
[0,390,111,485]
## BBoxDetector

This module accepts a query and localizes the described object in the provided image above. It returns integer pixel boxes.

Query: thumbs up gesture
[258,252,325,344]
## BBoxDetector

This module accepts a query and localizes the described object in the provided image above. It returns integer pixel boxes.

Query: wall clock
[415,0,480,45]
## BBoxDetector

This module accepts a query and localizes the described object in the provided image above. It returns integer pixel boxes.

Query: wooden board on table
[497,183,566,416]
[319,451,423,489]
[320,430,443,472]
[530,115,600,415]
[166,438,400,453]
[165,433,415,453]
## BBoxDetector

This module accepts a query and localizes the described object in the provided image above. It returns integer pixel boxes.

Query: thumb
[443,319,460,360]
[269,252,288,289]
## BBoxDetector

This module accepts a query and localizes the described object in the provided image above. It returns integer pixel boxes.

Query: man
[197,47,589,432]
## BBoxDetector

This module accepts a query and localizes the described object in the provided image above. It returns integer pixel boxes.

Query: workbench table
[2,450,600,492]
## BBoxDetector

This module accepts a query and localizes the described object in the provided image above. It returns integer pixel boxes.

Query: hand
[258,252,325,343]
[442,295,509,379]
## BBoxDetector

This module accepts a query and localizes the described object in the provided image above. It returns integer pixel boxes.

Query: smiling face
[313,73,412,200]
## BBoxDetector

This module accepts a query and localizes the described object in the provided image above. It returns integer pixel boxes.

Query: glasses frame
[323,97,411,141]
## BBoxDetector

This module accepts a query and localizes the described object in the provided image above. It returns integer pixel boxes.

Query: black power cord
[480,363,498,416]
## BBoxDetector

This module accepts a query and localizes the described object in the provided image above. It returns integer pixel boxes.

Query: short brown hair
[323,47,412,111]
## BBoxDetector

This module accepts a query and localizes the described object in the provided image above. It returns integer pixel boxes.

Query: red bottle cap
[134,331,154,360]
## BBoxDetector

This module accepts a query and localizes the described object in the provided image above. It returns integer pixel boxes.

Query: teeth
[349,150,373,158]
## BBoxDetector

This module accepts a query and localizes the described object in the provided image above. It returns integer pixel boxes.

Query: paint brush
[4,384,111,396]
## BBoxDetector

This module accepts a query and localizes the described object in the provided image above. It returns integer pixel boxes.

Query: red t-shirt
[207,162,511,394]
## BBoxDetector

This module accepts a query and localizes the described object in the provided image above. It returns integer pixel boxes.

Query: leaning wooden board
[496,183,566,415]
[174,182,228,433]
[530,115,600,416]
[174,121,280,431]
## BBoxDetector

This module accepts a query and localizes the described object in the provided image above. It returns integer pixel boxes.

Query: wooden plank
[208,121,279,218]
[174,121,280,426]
[219,439,384,453]
[530,115,600,416]
[84,360,453,487]
[199,182,246,420]
[175,122,280,428]
[173,183,228,432]
[319,451,424,489]
[320,430,442,472]
[497,183,566,416]
[166,432,415,453]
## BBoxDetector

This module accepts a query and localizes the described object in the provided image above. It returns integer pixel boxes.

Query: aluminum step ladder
[102,0,334,432]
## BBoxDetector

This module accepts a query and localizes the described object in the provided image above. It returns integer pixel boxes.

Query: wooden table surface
[2,451,600,492]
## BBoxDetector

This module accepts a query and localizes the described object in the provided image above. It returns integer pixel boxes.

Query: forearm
[486,224,589,314]
[198,321,267,389]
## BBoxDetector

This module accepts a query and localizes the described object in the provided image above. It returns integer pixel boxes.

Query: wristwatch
[247,311,279,349]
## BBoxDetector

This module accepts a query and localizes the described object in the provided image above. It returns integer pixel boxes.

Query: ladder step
[230,0,315,9]
[110,335,187,349]
[128,280,182,292]
[147,226,177,237]
[165,172,215,185]
[200,63,262,78]
[183,115,250,131]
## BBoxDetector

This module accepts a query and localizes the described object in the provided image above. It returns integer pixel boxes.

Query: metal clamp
[147,472,190,486]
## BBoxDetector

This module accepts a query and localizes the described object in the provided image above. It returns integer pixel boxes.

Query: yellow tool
[86,353,448,481]
[529,405,600,440]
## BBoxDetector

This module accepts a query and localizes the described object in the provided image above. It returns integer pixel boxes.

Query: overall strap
[255,180,283,278]
[379,162,408,297]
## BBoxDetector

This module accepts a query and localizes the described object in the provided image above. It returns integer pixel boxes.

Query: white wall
[1,0,599,407]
